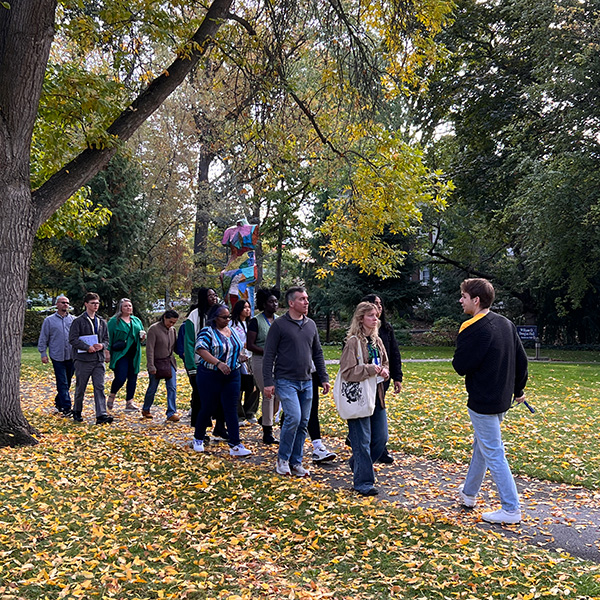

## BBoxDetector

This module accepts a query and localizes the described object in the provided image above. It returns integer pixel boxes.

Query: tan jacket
[340,335,389,407]
[340,335,389,381]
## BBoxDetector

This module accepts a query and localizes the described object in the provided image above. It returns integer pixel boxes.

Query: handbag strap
[350,336,365,365]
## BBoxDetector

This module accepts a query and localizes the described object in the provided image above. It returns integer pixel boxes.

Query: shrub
[23,310,46,345]
[319,327,347,344]
[422,317,461,346]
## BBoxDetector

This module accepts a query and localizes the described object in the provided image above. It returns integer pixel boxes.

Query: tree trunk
[0,190,41,446]
[275,219,284,290]
[0,0,57,446]
[191,146,215,303]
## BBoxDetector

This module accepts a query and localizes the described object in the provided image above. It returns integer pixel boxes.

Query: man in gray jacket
[38,295,74,416]
[69,292,113,424]
[263,286,330,477]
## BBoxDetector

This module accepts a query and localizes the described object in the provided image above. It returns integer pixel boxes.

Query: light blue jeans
[275,378,313,466]
[463,408,520,512]
[143,365,177,417]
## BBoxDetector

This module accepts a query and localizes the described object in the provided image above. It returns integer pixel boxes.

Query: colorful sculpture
[220,219,259,312]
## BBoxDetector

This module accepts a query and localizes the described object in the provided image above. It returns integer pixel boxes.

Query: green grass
[322,345,600,362]
[1,411,598,599]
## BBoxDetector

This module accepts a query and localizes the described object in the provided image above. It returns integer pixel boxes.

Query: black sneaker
[62,409,73,418]
[212,427,229,441]
[357,487,379,496]
[96,414,114,425]
[377,449,394,464]
[72,412,83,423]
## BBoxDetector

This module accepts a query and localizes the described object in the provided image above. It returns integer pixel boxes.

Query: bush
[23,310,46,345]
[421,317,461,346]
[393,326,412,346]
[319,327,347,345]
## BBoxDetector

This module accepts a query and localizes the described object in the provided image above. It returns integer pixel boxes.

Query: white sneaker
[290,463,310,478]
[458,484,477,508]
[230,444,252,457]
[238,419,251,427]
[312,447,337,463]
[276,458,291,476]
[482,508,522,524]
[192,439,205,453]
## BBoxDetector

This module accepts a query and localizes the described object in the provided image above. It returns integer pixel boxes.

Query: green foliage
[422,317,460,346]
[415,0,600,342]
[34,153,155,313]
[22,312,45,346]
[318,130,452,278]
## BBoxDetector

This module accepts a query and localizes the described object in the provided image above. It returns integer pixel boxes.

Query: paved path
[22,374,600,564]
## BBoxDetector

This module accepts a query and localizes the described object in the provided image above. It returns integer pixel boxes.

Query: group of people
[38,277,528,523]
[38,292,182,425]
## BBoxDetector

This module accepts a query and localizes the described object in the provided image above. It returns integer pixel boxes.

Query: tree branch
[32,0,234,227]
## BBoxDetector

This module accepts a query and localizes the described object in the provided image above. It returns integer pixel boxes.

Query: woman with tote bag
[337,302,389,496]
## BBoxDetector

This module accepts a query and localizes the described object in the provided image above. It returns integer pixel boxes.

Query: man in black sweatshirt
[452,278,528,524]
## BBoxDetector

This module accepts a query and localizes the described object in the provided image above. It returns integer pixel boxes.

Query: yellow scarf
[459,312,487,333]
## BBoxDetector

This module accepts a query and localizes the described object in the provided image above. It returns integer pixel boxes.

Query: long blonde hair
[346,302,380,343]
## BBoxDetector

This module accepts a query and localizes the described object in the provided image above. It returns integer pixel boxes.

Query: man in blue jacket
[452,278,528,524]
[38,295,74,416]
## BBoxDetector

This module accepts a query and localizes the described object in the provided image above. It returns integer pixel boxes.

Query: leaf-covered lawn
[2,405,599,599]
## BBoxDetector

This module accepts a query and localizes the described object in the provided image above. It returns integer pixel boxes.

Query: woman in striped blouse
[192,304,252,457]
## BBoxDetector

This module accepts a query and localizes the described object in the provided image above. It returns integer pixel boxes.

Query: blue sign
[517,326,538,341]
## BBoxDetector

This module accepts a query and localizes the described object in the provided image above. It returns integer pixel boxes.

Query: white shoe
[458,484,477,508]
[290,463,310,478]
[482,508,521,524]
[312,447,337,463]
[238,419,250,427]
[276,458,291,476]
[192,438,205,453]
[230,444,252,457]
[247,416,258,424]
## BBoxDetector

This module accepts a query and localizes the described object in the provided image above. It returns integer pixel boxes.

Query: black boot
[72,411,83,423]
[262,425,279,445]
[377,447,394,464]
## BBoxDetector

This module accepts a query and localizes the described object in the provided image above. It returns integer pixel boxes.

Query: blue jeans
[463,408,520,512]
[51,359,74,412]
[275,378,313,466]
[143,366,177,417]
[347,401,388,493]
[194,366,241,447]
[110,353,138,400]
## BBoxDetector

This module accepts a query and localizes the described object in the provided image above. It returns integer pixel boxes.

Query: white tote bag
[333,337,377,420]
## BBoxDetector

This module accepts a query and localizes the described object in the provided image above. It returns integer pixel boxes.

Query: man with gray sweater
[263,286,330,477]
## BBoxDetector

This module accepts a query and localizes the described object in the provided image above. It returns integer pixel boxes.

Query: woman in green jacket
[107,298,146,411]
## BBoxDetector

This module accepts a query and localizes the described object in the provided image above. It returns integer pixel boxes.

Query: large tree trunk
[0,0,233,447]
[0,0,57,446]
[0,190,40,446]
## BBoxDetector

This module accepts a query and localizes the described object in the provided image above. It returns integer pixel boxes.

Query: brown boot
[107,393,116,410]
